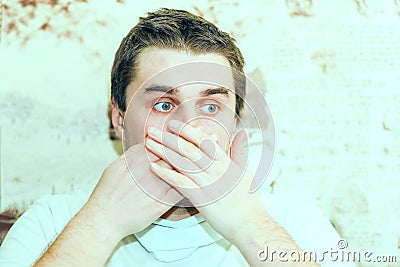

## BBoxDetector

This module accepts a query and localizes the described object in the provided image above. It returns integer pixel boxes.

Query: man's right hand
[82,142,182,240]
[34,143,181,267]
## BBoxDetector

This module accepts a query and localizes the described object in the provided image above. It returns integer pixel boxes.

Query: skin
[34,48,317,266]
[122,48,237,219]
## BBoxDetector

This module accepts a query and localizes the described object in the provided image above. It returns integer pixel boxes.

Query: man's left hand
[144,120,266,243]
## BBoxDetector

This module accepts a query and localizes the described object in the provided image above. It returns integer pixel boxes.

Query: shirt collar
[134,214,224,262]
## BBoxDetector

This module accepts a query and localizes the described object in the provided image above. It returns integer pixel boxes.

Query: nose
[170,101,198,124]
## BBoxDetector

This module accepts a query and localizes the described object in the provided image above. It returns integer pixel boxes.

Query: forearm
[231,213,319,267]
[34,204,122,267]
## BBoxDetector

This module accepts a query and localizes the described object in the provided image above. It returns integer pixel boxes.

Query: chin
[160,198,199,220]
[174,197,195,208]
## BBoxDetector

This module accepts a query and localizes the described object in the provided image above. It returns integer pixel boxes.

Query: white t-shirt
[0,187,355,267]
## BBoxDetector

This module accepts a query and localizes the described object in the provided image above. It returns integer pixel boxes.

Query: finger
[150,161,199,189]
[122,142,171,170]
[150,162,223,207]
[166,120,227,160]
[145,138,206,185]
[167,120,204,145]
[145,149,173,169]
[145,149,161,162]
[122,144,159,174]
[147,127,214,169]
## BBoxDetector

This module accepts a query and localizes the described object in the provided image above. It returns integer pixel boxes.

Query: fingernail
[150,162,160,174]
[146,138,156,148]
[148,127,160,137]
[150,162,158,168]
[168,120,179,130]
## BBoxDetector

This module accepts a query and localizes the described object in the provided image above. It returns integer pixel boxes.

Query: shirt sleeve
[0,194,86,267]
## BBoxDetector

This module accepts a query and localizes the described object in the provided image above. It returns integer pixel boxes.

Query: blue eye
[154,102,173,112]
[200,104,219,114]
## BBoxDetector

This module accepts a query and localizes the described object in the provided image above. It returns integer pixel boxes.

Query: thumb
[230,130,248,167]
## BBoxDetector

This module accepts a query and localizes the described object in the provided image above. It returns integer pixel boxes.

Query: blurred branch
[285,0,313,17]
[395,0,400,16]
[354,0,368,17]
[2,0,106,45]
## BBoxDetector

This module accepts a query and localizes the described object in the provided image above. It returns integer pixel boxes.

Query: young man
[0,8,352,267]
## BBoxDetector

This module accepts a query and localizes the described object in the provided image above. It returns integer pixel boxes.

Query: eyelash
[153,101,175,113]
[152,100,221,115]
[199,103,219,114]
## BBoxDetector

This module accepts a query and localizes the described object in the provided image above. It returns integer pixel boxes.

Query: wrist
[77,202,126,243]
[230,209,297,250]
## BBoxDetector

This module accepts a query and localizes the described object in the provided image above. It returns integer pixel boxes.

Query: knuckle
[189,149,202,160]
[180,143,192,155]
[173,176,185,187]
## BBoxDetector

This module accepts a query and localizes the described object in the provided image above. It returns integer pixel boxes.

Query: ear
[111,98,124,141]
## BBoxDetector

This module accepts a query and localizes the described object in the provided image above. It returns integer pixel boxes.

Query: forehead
[126,48,235,98]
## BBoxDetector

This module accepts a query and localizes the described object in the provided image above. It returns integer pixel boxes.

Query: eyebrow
[143,84,230,98]
[200,87,229,97]
[143,85,178,95]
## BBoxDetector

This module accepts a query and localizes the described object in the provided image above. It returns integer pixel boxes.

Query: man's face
[122,48,238,152]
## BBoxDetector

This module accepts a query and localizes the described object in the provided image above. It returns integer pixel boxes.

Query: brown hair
[111,8,246,116]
